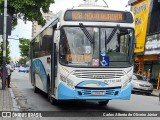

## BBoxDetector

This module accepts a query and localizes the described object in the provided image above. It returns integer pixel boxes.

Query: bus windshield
[59,26,134,67]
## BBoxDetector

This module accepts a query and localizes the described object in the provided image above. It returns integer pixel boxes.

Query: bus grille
[77,88,121,96]
[72,70,125,79]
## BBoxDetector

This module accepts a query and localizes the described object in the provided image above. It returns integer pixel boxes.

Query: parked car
[132,74,153,95]
[19,66,26,72]
[25,61,29,73]
[25,66,29,73]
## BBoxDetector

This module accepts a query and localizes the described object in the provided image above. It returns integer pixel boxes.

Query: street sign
[0,15,12,35]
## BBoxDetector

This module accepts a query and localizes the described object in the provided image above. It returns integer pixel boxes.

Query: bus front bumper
[57,83,132,100]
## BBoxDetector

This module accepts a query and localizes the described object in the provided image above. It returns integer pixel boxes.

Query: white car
[132,74,153,95]
[25,66,29,73]
[19,66,26,72]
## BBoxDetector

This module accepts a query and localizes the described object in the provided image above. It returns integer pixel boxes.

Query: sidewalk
[0,81,21,120]
[151,89,159,97]
[0,82,13,111]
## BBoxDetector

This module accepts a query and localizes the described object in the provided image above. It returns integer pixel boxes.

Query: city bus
[29,3,135,106]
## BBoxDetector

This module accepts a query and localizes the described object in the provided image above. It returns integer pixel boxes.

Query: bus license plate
[92,92,105,96]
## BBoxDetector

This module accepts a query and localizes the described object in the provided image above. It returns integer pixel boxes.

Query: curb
[9,88,23,120]
[151,93,159,97]
[151,90,159,97]
[9,88,20,111]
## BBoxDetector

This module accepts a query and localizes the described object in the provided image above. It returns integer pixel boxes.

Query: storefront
[135,55,160,89]
[144,33,160,89]
[129,0,160,89]
[144,61,160,88]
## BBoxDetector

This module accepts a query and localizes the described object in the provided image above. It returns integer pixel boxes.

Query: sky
[10,0,130,60]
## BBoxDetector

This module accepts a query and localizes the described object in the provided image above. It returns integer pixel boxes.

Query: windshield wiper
[105,24,120,45]
[79,23,94,44]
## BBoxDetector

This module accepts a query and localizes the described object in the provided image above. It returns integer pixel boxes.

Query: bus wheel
[98,100,109,106]
[34,80,39,93]
[34,74,38,93]
[34,86,39,93]
[47,75,51,100]
[50,96,58,105]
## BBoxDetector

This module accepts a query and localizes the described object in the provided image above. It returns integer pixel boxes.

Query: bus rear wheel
[50,96,58,105]
[33,73,38,93]
[98,100,109,106]
[34,80,38,93]
[34,85,39,93]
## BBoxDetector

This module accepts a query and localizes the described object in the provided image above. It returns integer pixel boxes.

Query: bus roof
[31,4,133,41]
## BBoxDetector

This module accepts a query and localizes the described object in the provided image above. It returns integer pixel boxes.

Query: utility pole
[2,0,7,90]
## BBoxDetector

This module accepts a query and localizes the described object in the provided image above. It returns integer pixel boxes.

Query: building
[32,11,54,38]
[128,0,160,89]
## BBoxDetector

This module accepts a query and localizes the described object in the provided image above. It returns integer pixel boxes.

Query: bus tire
[34,86,39,93]
[47,75,51,100]
[50,97,58,105]
[34,74,38,93]
[98,100,109,106]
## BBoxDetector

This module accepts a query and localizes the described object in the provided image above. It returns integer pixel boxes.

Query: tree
[18,57,26,65]
[0,0,55,26]
[19,38,30,58]
[0,41,11,65]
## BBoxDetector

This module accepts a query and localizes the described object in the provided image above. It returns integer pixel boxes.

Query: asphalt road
[10,69,160,120]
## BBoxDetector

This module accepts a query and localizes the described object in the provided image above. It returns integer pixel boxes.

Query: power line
[14,27,31,32]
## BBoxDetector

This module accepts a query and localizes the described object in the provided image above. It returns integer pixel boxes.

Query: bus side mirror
[54,30,60,43]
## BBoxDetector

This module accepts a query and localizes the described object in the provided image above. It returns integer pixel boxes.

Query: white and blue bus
[29,3,135,106]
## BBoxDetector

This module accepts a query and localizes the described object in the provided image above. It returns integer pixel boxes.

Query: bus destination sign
[64,10,133,23]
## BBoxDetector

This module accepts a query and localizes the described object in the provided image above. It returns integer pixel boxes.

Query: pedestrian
[0,65,8,88]
[143,70,147,80]
[146,69,151,82]
[6,61,13,88]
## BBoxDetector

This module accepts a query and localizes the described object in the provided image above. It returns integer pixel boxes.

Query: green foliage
[19,38,30,58]
[0,41,11,65]
[0,0,55,26]
[18,57,26,65]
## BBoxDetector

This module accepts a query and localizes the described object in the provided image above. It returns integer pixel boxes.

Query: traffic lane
[12,79,160,112]
[11,71,121,111]
[11,70,160,111]
[48,94,160,111]
[108,94,160,111]
[11,76,160,120]
[11,78,126,112]
[12,82,124,111]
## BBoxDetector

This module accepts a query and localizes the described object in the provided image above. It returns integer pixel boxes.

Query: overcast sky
[50,0,130,13]
[10,0,130,60]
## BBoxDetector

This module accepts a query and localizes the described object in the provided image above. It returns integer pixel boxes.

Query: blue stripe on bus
[76,80,108,87]
[57,83,132,100]
[32,59,47,92]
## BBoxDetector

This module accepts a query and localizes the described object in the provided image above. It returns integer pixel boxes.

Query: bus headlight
[60,75,67,83]
[60,75,74,89]
[121,76,132,89]
[67,79,75,89]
